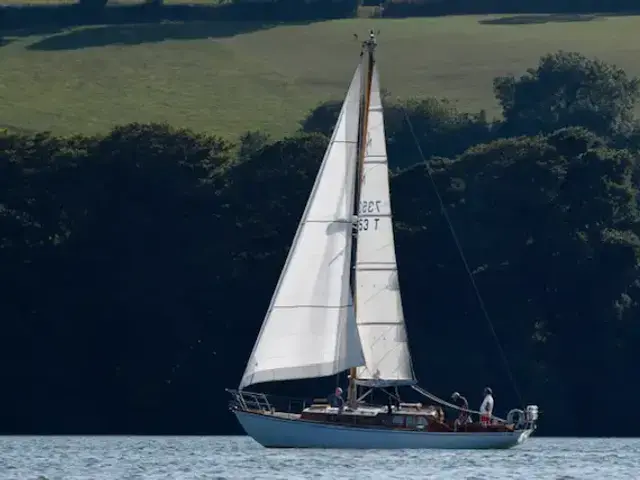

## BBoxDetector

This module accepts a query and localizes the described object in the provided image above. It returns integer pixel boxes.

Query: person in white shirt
[479,387,494,426]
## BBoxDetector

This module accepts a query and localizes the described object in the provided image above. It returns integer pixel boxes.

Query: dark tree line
[381,0,639,17]
[1,51,639,436]
[0,0,359,30]
[2,0,637,31]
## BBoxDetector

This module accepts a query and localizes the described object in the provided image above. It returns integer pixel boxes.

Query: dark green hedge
[0,0,358,29]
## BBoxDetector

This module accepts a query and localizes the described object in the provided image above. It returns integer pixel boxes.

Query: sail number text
[358,218,380,231]
[357,200,382,231]
[359,200,382,214]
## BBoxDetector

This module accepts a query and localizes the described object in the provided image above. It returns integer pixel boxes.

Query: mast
[347,30,377,408]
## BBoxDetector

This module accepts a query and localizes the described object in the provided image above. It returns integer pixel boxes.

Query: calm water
[0,436,638,479]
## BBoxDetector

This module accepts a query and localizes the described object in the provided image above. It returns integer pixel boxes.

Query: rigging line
[400,106,524,407]
[411,385,507,421]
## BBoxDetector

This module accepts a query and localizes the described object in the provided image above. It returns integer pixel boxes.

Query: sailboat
[226,31,539,449]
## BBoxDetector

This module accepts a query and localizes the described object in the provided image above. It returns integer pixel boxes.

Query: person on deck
[329,387,345,412]
[479,387,494,426]
[451,392,470,429]
[436,406,445,423]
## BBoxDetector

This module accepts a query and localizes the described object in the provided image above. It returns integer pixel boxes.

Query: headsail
[239,64,366,390]
[354,64,416,387]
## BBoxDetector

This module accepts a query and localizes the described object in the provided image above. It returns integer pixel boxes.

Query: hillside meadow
[1,14,640,138]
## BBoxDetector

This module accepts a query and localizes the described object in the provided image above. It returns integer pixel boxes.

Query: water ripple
[0,436,639,480]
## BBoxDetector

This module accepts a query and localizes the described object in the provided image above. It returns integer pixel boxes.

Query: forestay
[354,64,416,387]
[239,64,366,390]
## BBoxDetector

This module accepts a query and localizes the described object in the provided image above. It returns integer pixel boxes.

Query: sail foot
[354,378,417,387]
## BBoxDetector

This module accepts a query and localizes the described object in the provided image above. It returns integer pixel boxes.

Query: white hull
[235,410,534,450]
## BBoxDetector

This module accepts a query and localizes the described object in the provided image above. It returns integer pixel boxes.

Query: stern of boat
[520,404,540,433]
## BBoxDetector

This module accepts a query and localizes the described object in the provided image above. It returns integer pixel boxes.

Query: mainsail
[239,65,366,390]
[354,64,416,387]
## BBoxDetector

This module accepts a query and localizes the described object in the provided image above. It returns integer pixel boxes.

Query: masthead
[360,29,378,54]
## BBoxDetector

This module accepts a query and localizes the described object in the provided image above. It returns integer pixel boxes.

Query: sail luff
[239,64,366,390]
[347,38,376,406]
[353,62,417,387]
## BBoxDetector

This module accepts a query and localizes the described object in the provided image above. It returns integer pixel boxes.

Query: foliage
[301,97,494,170]
[78,0,109,10]
[494,51,640,138]
[392,127,640,435]
[1,0,358,28]
[1,52,640,437]
[3,0,637,20]
[381,0,639,17]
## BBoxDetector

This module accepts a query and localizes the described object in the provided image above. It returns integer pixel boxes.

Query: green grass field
[1,14,640,138]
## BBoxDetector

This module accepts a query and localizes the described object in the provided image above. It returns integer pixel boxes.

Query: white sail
[239,64,366,390]
[354,64,416,387]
